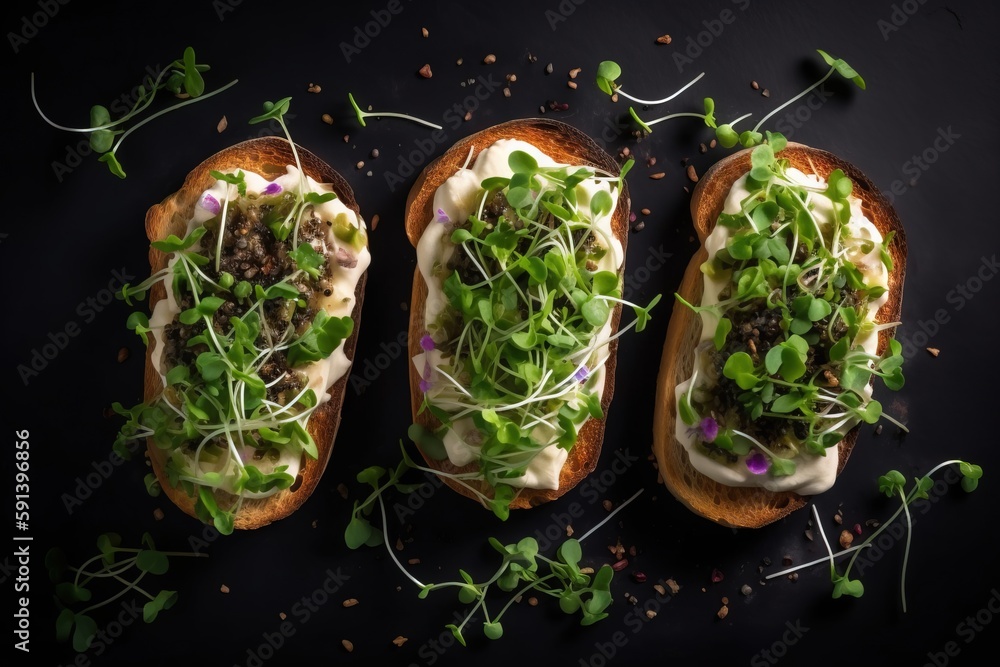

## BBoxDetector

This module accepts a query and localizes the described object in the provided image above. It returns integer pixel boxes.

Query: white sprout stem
[215,191,231,272]
[364,111,443,130]
[752,67,835,133]
[765,543,870,579]
[728,112,754,127]
[812,505,836,573]
[378,494,426,588]
[615,71,705,106]
[899,488,913,613]
[577,488,644,544]
[647,112,709,128]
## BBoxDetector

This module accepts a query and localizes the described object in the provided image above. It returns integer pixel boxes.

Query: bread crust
[403,119,630,509]
[142,137,367,529]
[652,143,906,528]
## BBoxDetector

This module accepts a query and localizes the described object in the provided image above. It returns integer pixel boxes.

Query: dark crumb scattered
[337,483,348,499]
[371,214,380,230]
[646,156,657,167]
[875,424,883,435]
[371,148,380,159]
[153,508,164,520]
[342,640,354,653]
[751,80,760,90]
[418,64,432,78]
[656,34,672,44]
[343,134,350,143]
[392,636,408,647]
[709,139,717,148]
[421,27,429,37]
[407,558,420,565]
[740,584,753,596]
[762,88,771,98]
[787,573,799,582]
[717,605,729,619]
[781,555,792,566]
[602,499,614,511]
[632,571,647,583]
[804,529,813,541]
[395,537,404,551]
[686,165,699,182]
[628,545,637,557]
[632,221,645,232]
[699,143,708,154]
[711,568,724,583]
[641,207,651,215]
[762,557,772,567]
[117,347,129,363]
[926,347,940,357]
[545,62,554,74]
[665,579,681,595]
[853,523,863,535]
[649,172,666,180]
[483,54,496,64]
[839,530,854,549]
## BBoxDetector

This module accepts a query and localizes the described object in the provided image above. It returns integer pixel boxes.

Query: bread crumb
[280,612,287,620]
[408,558,421,565]
[665,578,680,595]
[926,347,940,357]
[418,64,432,78]
[307,83,321,94]
[342,639,354,652]
[321,114,333,125]
[649,172,666,180]
[153,508,164,520]
[528,597,538,606]
[717,605,729,619]
[217,116,228,133]
[686,165,699,182]
[343,598,359,607]
[568,67,582,79]
[656,34,672,44]
[220,584,230,594]
[646,609,657,619]
[392,636,408,647]
[421,27,429,37]
[337,483,349,499]
[483,54,496,64]
[371,214,380,230]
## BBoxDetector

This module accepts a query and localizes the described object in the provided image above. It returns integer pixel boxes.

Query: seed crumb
[632,571,647,584]
[833,513,843,525]
[804,529,814,541]
[463,110,473,121]
[395,537,404,551]
[853,523,863,535]
[321,113,333,125]
[371,214,380,230]
[649,172,666,180]
[709,139,717,148]
[503,87,511,98]
[686,165,699,182]
[408,558,421,565]
[421,27,429,37]
[875,424,883,435]
[343,134,350,143]
[711,568,724,583]
[611,93,618,102]
[566,524,574,537]
[782,555,793,566]
[307,83,321,93]
[342,640,354,653]
[580,567,595,575]
[699,143,708,154]
[640,207,651,216]
[418,64,432,79]
[647,157,657,167]
[217,116,228,133]
[545,62,554,75]
[721,596,729,605]
[539,105,546,114]
[740,584,753,596]
[528,596,538,606]
[456,57,463,65]
[787,573,799,582]
[483,53,496,65]
[343,598,359,608]
[762,88,771,98]
[665,578,680,595]
[220,584,230,594]
[153,508,164,520]
[926,347,940,357]
[356,161,364,170]
[751,80,760,90]
[527,52,538,63]
[717,605,729,619]
[506,73,517,82]
[654,584,667,596]
[567,81,578,89]
[632,221,645,232]
[839,530,854,549]
[117,347,129,363]
[568,67,582,79]
[629,545,637,557]
[627,594,638,605]
[602,499,614,511]
[646,609,657,619]
[393,636,408,647]
[656,34,672,44]
[337,483,349,499]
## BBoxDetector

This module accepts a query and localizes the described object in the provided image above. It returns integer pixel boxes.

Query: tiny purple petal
[420,334,436,351]
[436,208,451,224]
[574,365,589,382]
[419,378,431,393]
[263,182,283,195]
[746,450,770,475]
[199,193,221,216]
[699,417,718,443]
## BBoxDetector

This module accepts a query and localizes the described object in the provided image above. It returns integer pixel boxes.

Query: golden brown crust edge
[652,142,907,528]
[403,119,630,509]
[142,137,367,530]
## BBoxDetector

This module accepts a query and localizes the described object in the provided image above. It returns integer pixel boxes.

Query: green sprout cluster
[31,47,238,178]
[676,136,904,477]
[114,100,362,533]
[47,533,205,652]
[415,150,659,517]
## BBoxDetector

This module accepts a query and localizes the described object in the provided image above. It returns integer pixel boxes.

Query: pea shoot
[348,92,443,130]
[114,100,364,533]
[345,448,644,643]
[628,97,754,148]
[769,461,983,611]
[47,533,205,652]
[31,47,238,178]
[595,60,705,105]
[676,137,904,480]
[415,148,659,516]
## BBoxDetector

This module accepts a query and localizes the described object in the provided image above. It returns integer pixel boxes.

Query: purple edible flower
[435,207,451,224]
[746,450,770,475]
[263,182,283,195]
[199,193,221,216]
[420,334,436,351]
[698,417,718,443]
[574,365,589,382]
[420,359,433,393]
[419,378,432,393]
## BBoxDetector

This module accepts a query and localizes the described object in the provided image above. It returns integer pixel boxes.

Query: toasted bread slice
[143,137,367,529]
[403,119,630,508]
[652,143,906,528]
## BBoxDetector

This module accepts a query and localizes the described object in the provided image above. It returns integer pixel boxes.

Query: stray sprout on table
[348,92,443,130]
[31,47,238,178]
[768,460,983,611]
[595,60,705,106]
[47,533,206,652]
[345,440,644,643]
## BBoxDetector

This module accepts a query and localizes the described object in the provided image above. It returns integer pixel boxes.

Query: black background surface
[5,1,1000,665]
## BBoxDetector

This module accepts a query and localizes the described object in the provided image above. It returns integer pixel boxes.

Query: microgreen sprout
[346,452,644,642]
[414,149,658,515]
[628,97,753,148]
[748,50,866,139]
[768,461,982,611]
[348,92,443,130]
[676,139,905,481]
[31,47,238,178]
[114,102,361,533]
[47,533,206,652]
[595,60,705,106]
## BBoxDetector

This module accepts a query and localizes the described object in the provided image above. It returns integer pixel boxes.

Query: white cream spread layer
[149,166,370,498]
[675,168,889,495]
[413,139,622,490]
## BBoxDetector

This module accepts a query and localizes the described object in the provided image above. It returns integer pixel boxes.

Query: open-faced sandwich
[116,136,369,532]
[404,119,655,517]
[653,140,905,528]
